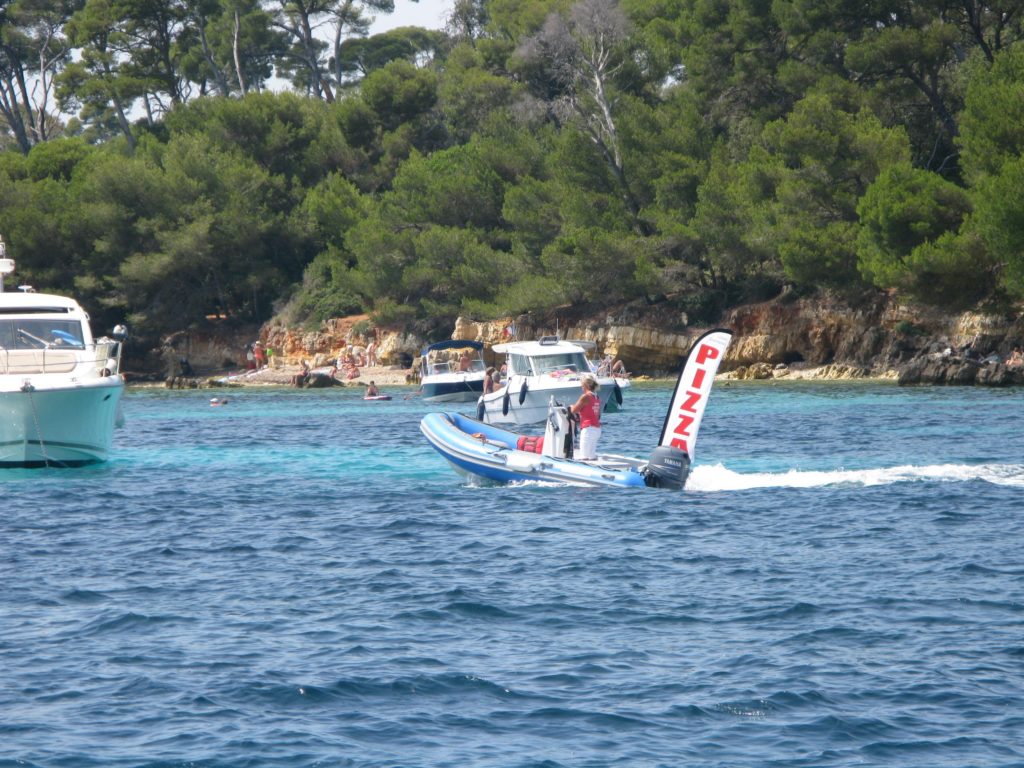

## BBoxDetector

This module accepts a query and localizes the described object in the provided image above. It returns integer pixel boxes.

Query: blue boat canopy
[421,339,485,355]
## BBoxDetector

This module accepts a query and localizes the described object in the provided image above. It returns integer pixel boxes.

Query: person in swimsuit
[483,367,497,394]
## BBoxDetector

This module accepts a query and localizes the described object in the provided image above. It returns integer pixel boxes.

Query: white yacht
[478,336,623,425]
[0,242,126,467]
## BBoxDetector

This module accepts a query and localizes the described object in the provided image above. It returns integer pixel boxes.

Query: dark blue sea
[3,381,1024,768]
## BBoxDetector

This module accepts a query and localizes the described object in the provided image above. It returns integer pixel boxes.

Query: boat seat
[516,435,545,454]
[1,349,79,374]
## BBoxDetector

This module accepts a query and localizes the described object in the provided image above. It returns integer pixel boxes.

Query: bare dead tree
[517,0,646,233]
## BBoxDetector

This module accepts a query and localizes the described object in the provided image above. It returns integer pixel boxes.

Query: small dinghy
[421,329,732,489]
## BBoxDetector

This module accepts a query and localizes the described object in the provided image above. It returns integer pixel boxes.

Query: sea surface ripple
[2,381,1023,767]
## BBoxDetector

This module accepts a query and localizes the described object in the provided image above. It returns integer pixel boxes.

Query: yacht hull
[0,378,124,466]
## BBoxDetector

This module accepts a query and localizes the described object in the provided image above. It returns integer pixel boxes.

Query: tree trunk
[198,14,233,97]
[233,10,248,94]
[0,77,32,154]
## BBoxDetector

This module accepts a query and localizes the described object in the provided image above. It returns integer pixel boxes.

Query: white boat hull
[421,372,486,403]
[479,376,618,425]
[0,378,124,466]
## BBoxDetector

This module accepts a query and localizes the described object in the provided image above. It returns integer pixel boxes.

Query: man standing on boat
[569,374,601,460]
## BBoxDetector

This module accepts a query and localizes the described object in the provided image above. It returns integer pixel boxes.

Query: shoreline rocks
[146,294,1024,389]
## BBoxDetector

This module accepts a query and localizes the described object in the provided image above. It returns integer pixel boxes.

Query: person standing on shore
[569,374,601,460]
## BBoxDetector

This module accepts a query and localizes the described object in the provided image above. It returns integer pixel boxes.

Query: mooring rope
[23,383,51,467]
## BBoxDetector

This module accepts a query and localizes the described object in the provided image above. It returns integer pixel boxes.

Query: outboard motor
[643,445,691,490]
[542,397,574,459]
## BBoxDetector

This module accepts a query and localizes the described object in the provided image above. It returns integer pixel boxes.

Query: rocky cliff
[150,295,1024,386]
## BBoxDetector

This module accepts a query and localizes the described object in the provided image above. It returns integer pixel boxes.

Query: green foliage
[902,230,995,308]
[163,93,348,189]
[0,152,29,181]
[0,0,1016,347]
[539,227,646,304]
[386,145,506,231]
[692,141,783,287]
[0,175,77,290]
[334,98,379,152]
[467,271,566,317]
[856,163,975,302]
[759,94,910,290]
[487,0,570,41]
[293,173,369,252]
[360,60,439,132]
[894,320,919,336]
[627,89,711,226]
[960,47,1024,183]
[438,44,518,142]
[351,318,373,337]
[503,176,563,257]
[279,248,364,326]
[25,138,95,182]
[972,155,1024,300]
[336,27,447,81]
[370,297,418,327]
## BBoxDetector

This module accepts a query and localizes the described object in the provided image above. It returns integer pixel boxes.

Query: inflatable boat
[421,329,732,489]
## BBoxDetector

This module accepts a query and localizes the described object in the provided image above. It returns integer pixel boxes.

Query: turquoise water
[3,381,1023,767]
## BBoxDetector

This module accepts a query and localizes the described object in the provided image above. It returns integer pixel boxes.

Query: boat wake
[687,462,1024,492]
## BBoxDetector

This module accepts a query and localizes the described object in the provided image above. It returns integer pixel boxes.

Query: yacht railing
[0,340,123,377]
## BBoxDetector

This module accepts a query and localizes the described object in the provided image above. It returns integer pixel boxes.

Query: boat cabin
[498,337,591,378]
[0,292,120,377]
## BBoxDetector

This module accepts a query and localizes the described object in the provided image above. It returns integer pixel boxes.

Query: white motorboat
[0,242,126,467]
[424,329,733,489]
[418,339,488,403]
[477,336,623,425]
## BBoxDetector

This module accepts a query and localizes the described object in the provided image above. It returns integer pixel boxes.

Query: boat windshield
[529,352,589,376]
[425,349,485,375]
[0,319,86,350]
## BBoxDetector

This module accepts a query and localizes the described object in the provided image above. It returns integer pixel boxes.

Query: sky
[371,0,452,33]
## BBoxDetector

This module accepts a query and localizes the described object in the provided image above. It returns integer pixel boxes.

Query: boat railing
[0,342,122,376]
[94,337,124,376]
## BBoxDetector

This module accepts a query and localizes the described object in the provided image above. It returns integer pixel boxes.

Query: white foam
[686,462,1024,493]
